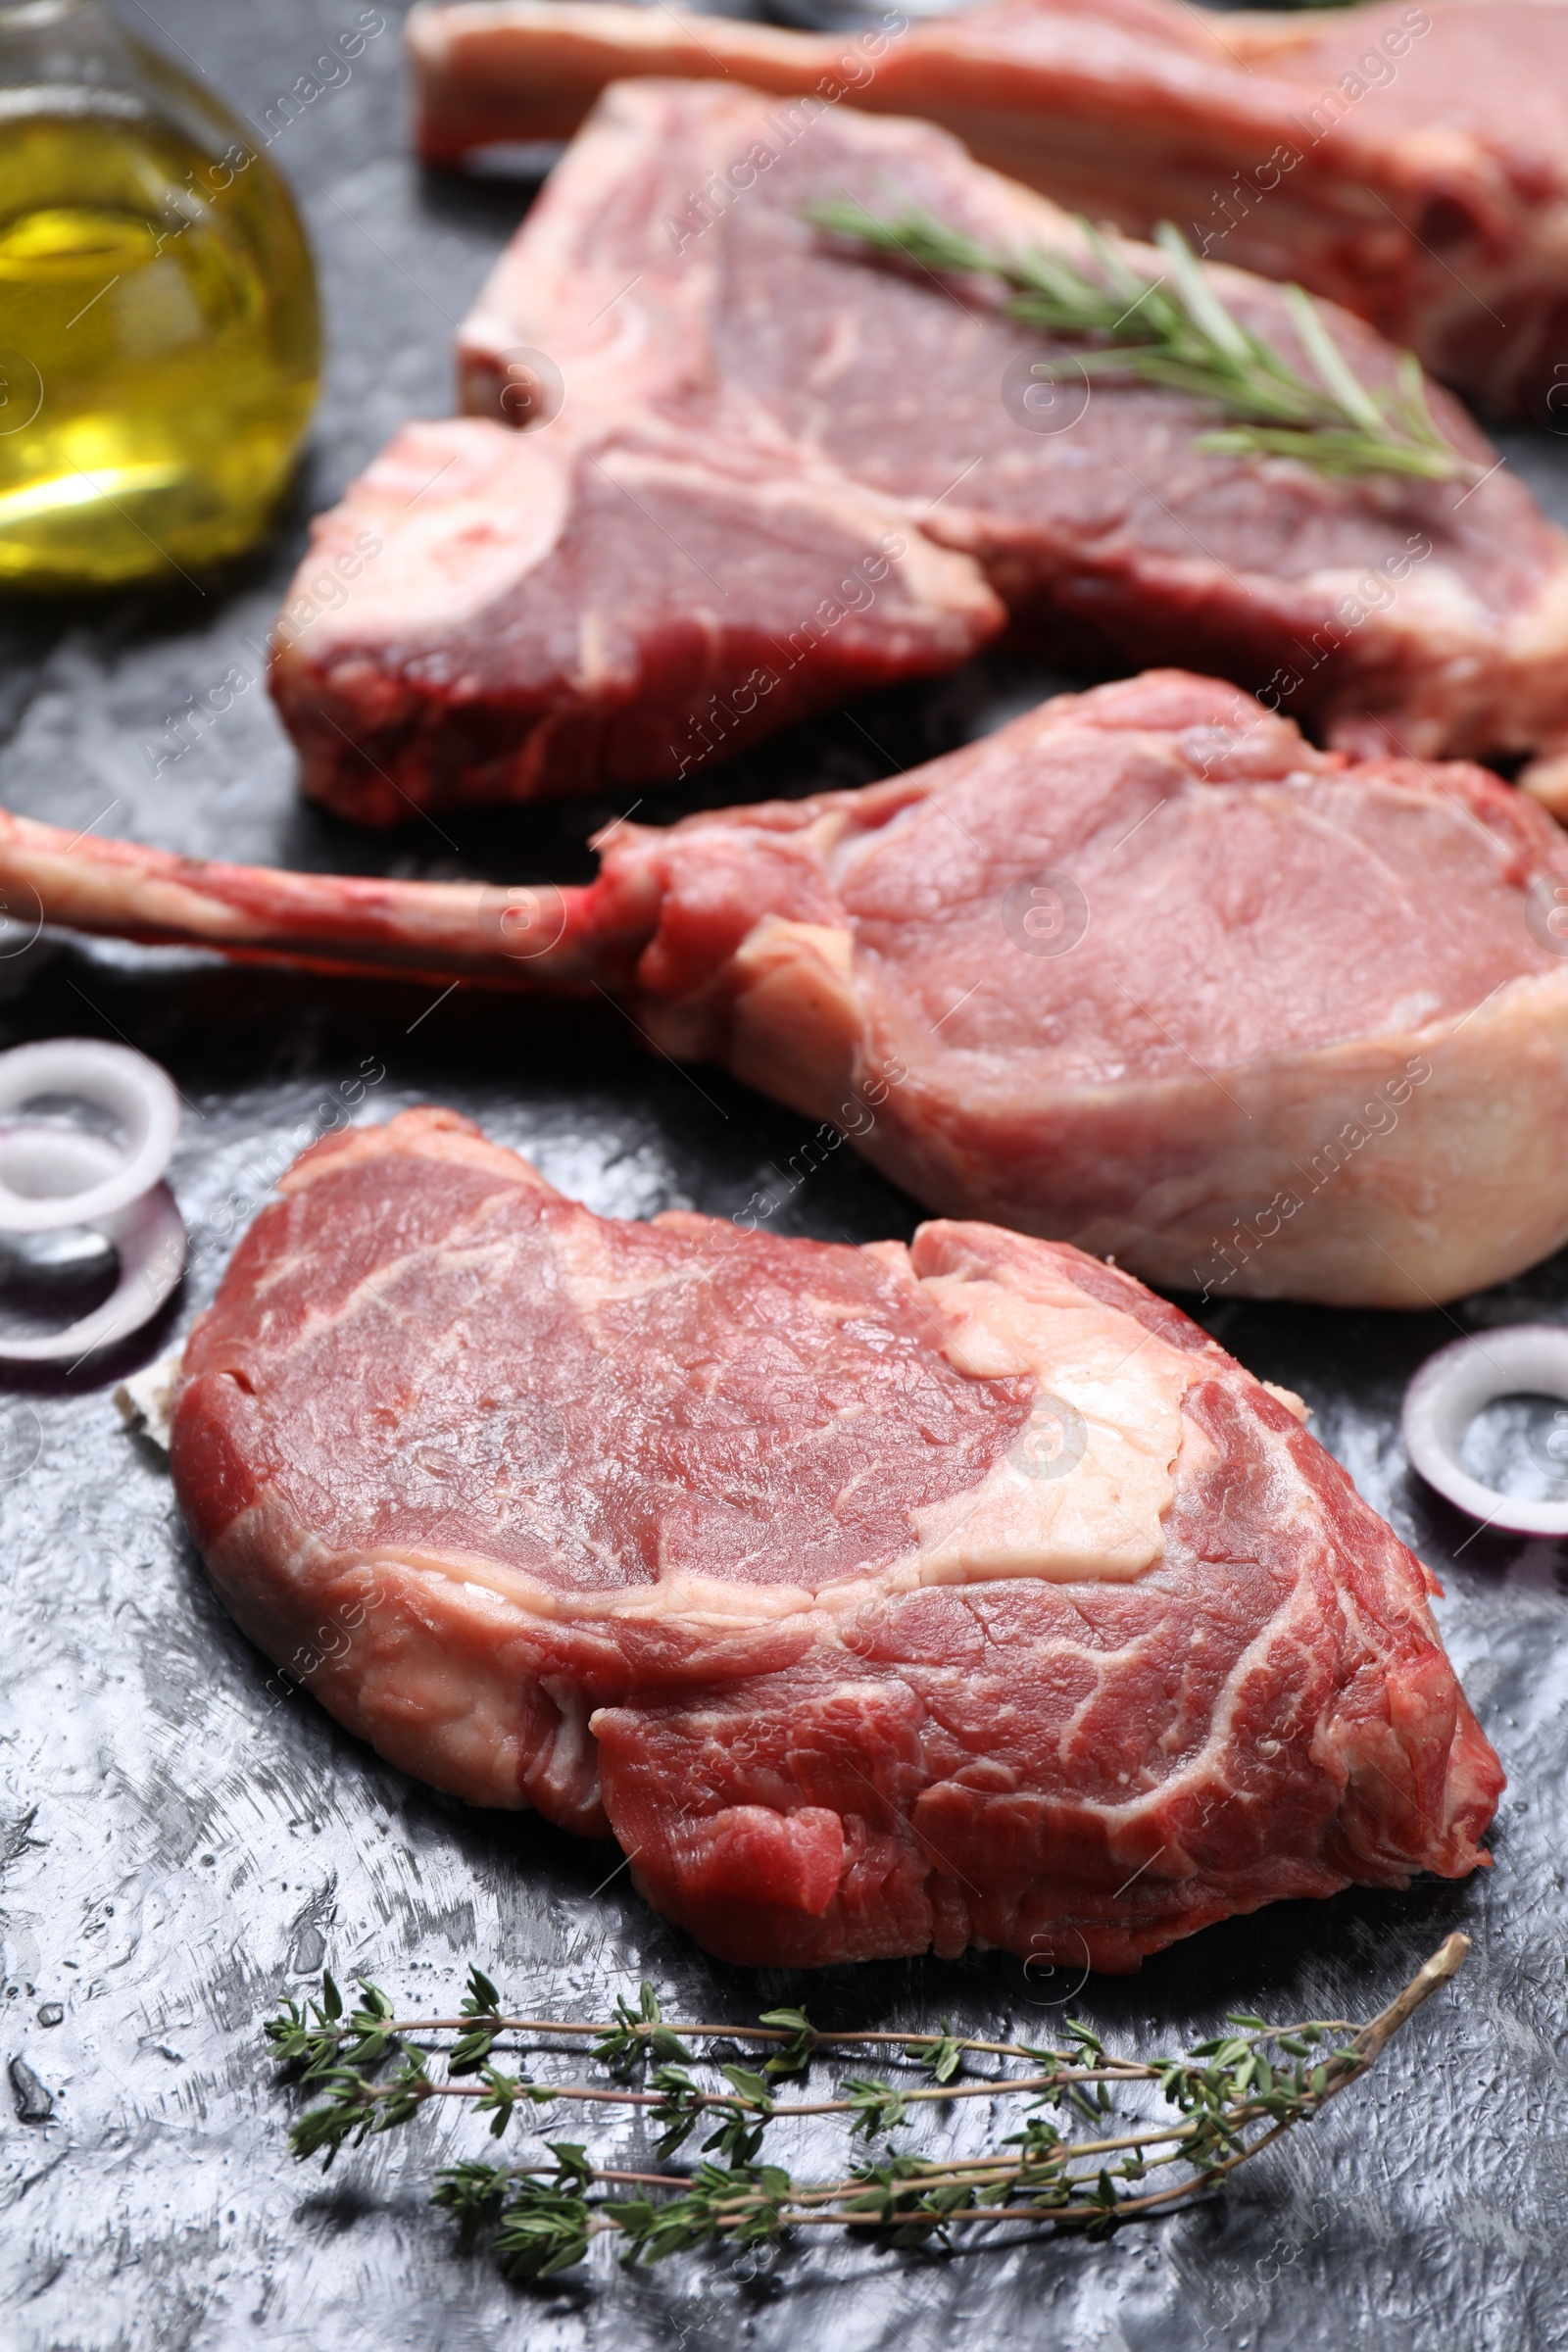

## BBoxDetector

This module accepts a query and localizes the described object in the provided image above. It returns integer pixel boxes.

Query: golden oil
[0,4,319,587]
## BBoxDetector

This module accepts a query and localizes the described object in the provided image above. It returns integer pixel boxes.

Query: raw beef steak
[271,81,1568,822]
[11,672,1568,1308]
[408,0,1568,421]
[171,1105,1502,1969]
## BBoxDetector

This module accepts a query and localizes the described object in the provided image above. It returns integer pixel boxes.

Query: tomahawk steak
[271,81,1568,822]
[10,670,1568,1307]
[408,0,1568,421]
[170,1104,1502,1968]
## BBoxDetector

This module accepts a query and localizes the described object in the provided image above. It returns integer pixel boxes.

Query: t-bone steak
[270,80,1568,823]
[9,670,1568,1307]
[407,0,1568,422]
[170,1104,1502,1969]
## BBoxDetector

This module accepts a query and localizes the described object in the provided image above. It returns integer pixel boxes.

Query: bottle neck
[0,0,141,100]
[0,0,106,29]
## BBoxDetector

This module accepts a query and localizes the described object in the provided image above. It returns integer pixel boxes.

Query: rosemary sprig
[264,1936,1468,2279]
[805,197,1475,484]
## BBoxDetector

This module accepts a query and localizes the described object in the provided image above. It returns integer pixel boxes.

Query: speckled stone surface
[2,6,1567,2346]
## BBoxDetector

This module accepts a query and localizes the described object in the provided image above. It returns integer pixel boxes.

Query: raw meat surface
[270,413,997,821]
[170,1105,1503,1968]
[408,0,1568,420]
[12,671,1568,1306]
[273,81,1568,819]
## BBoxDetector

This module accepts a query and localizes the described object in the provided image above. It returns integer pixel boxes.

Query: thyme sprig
[805,197,1475,484]
[265,1936,1467,2279]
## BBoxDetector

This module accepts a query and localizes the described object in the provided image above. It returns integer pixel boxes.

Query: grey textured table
[2,6,1567,2346]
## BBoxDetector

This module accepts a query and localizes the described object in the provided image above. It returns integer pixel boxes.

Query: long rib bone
[0,814,629,991]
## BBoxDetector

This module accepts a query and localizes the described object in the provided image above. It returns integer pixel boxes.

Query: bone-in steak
[171,1105,1502,1968]
[12,672,1568,1306]
[271,81,1568,823]
[408,0,1568,421]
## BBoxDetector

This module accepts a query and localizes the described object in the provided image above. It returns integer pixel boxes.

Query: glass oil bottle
[0,0,319,587]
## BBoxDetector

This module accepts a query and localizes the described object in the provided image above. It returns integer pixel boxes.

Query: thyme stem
[349,2017,1108,2058]
[264,1934,1470,2280]
[333,2065,1136,2119]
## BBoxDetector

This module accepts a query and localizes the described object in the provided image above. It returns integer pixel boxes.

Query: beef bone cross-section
[408,0,1568,422]
[270,80,1568,823]
[9,671,1568,1307]
[171,1105,1502,1968]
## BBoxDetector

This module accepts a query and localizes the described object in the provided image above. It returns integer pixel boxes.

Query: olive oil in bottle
[0,0,319,587]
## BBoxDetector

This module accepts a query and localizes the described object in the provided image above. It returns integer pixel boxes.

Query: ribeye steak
[408,0,1568,422]
[11,671,1568,1307]
[271,80,1568,822]
[171,1104,1502,1968]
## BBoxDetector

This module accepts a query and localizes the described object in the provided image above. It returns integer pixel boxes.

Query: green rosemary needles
[805,198,1476,485]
